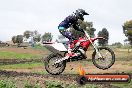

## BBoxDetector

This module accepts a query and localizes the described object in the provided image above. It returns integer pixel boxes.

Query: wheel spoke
[93,47,115,69]
[45,53,66,75]
[104,52,109,58]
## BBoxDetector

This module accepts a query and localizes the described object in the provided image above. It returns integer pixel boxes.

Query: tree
[69,27,82,38]
[123,20,132,47]
[12,35,23,46]
[102,28,109,44]
[12,36,17,44]
[42,32,52,42]
[23,30,33,39]
[32,30,41,43]
[16,35,23,46]
[23,30,41,44]
[70,20,96,38]
[85,22,96,38]
[98,28,109,46]
[57,35,68,43]
[98,31,104,46]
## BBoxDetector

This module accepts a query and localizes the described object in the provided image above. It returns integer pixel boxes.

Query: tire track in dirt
[0,55,49,65]
[0,58,42,65]
[0,70,130,88]
[0,58,91,65]
[0,70,77,83]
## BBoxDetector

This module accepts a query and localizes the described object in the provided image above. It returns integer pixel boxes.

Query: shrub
[0,80,16,88]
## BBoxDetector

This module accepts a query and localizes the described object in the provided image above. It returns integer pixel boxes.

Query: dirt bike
[43,29,115,75]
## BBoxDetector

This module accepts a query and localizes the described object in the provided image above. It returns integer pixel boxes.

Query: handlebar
[97,37,106,40]
[43,42,54,44]
[82,29,107,42]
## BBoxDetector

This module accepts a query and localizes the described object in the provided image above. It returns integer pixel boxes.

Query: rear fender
[51,43,68,52]
[44,44,67,56]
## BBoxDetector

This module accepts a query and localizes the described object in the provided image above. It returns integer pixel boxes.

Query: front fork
[84,31,102,58]
[92,43,102,58]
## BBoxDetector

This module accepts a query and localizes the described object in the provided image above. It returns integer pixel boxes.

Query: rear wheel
[44,53,66,75]
[92,47,115,70]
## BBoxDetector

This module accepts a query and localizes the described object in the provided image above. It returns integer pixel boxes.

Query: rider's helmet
[75,9,89,20]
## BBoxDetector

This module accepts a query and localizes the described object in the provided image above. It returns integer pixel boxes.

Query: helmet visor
[83,12,89,15]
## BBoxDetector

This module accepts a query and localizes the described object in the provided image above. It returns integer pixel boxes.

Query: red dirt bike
[44,29,115,75]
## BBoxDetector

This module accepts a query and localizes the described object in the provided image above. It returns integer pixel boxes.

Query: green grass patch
[114,50,132,61]
[111,80,132,88]
[125,70,132,74]
[0,80,17,88]
[32,44,47,51]
[32,44,50,54]
[32,70,48,75]
[129,62,132,66]
[0,62,44,69]
[0,51,41,59]
[45,80,99,88]
[0,80,41,88]
[24,81,41,88]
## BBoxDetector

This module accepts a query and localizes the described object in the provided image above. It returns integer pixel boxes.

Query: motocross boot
[67,44,77,57]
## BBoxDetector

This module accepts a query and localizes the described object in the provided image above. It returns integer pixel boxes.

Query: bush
[0,80,16,88]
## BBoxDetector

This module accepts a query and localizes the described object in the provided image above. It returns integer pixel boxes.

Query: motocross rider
[58,9,89,58]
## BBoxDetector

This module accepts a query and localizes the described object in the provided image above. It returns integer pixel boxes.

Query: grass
[0,44,49,59]
[0,80,41,88]
[0,51,41,59]
[0,45,131,60]
[125,70,132,74]
[129,63,132,66]
[32,44,48,51]
[0,80,16,88]
[0,62,44,69]
[24,81,41,88]
[0,46,132,88]
[111,80,132,88]
[0,77,131,88]
[32,70,48,75]
[45,80,99,88]
[113,49,132,61]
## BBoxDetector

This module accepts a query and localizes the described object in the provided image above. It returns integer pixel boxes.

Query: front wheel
[44,53,66,75]
[92,47,115,70]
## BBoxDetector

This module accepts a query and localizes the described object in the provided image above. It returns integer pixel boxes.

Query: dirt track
[2,60,132,74]
[0,47,132,87]
[1,60,132,88]
[0,70,125,88]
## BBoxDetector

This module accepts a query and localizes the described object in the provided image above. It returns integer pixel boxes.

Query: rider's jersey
[58,14,79,29]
